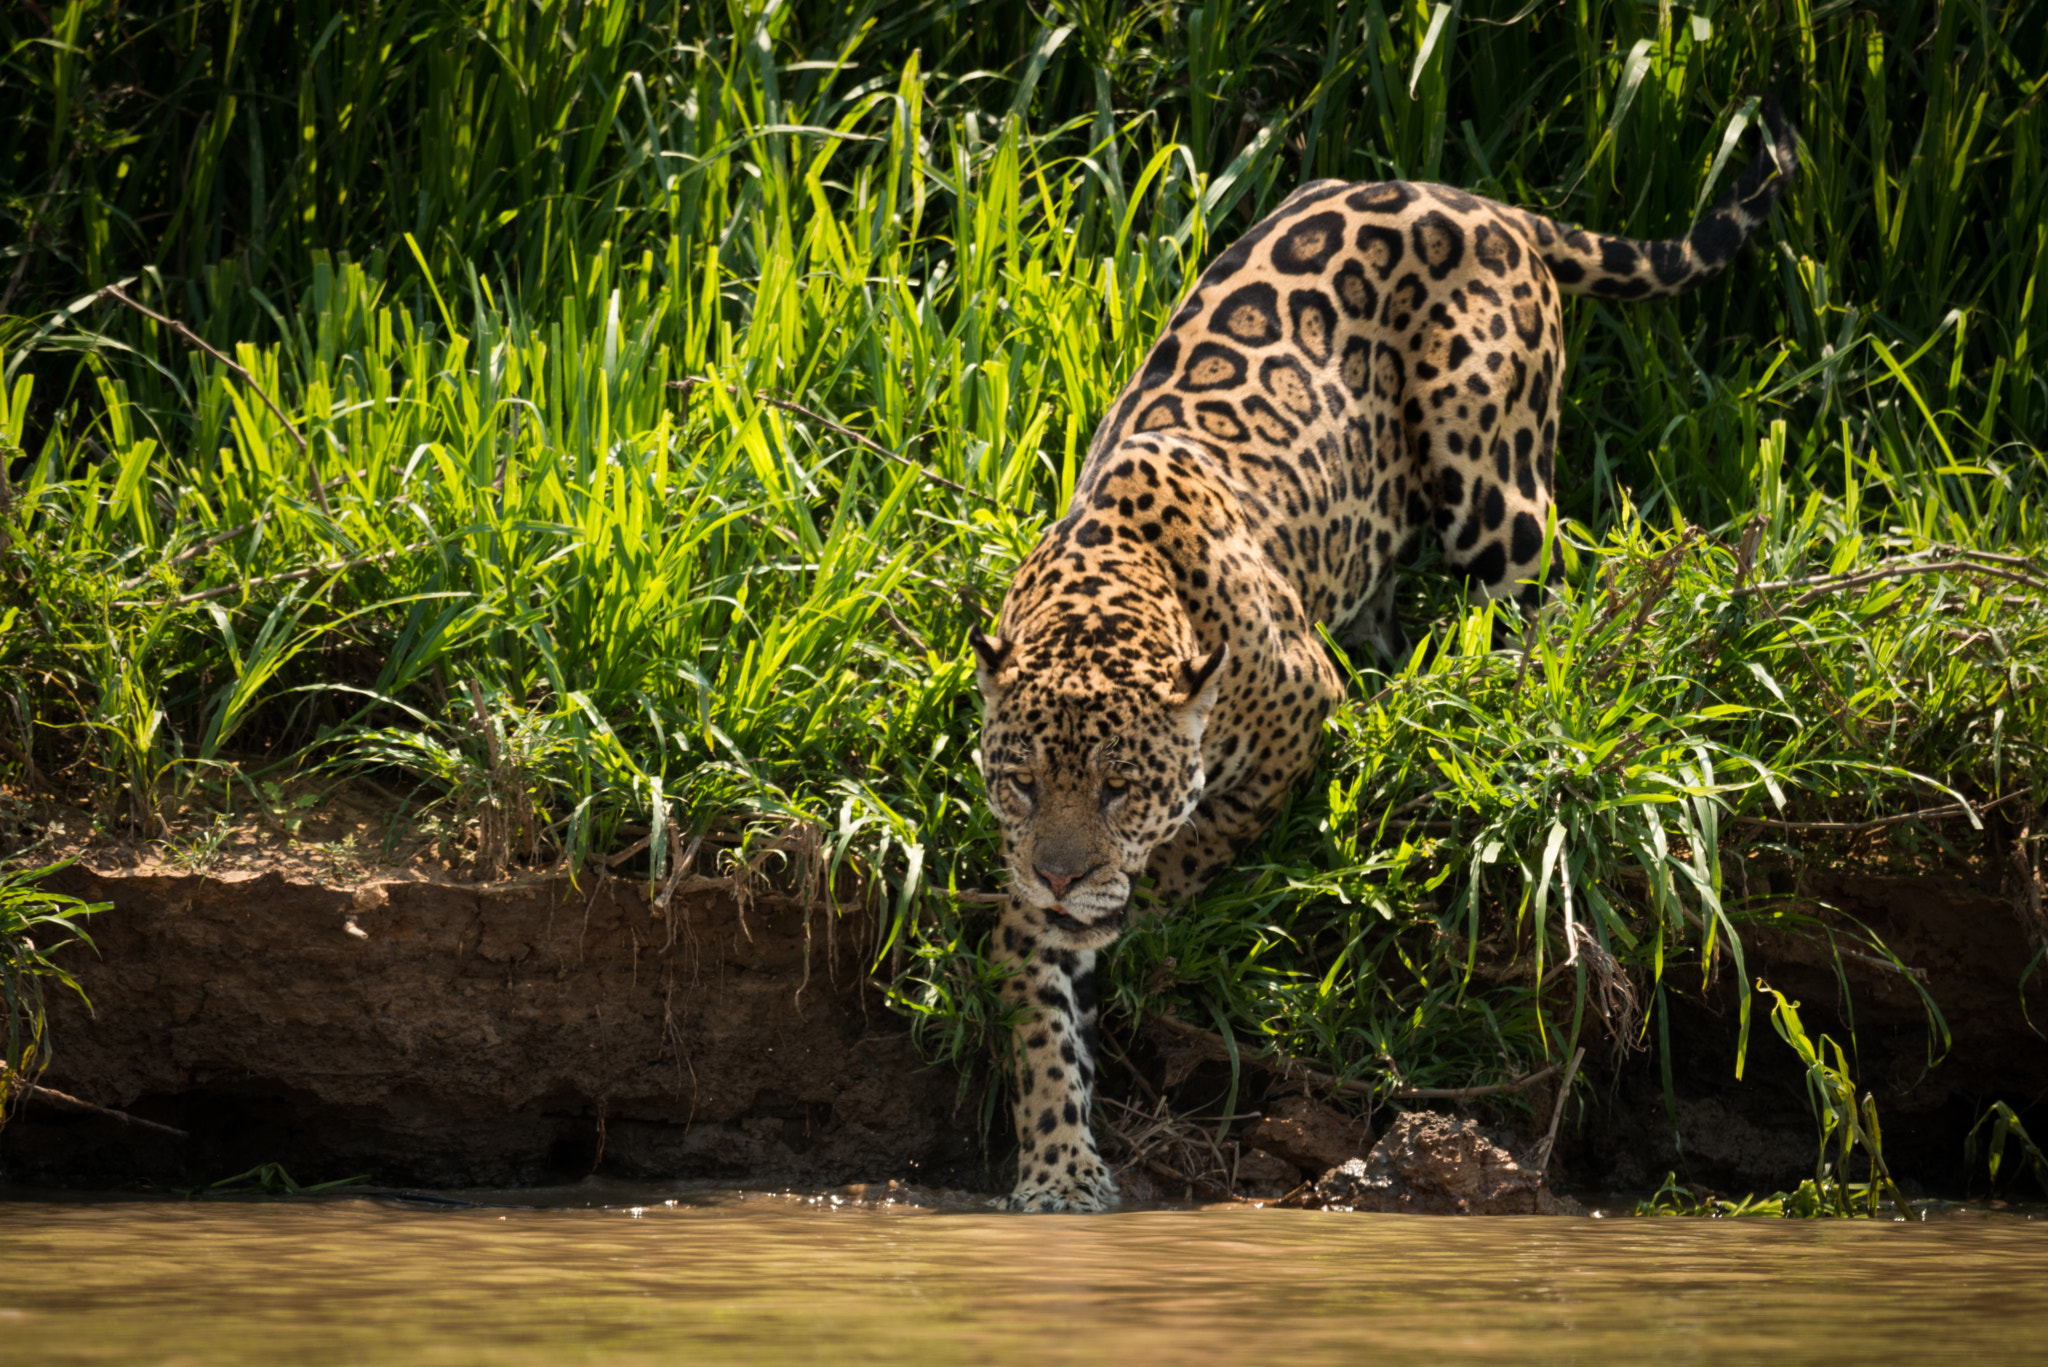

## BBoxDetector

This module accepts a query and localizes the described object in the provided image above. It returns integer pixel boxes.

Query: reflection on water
[3,1181,2045,1365]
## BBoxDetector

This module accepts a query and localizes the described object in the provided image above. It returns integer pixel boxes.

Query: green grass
[1,0,2044,1174]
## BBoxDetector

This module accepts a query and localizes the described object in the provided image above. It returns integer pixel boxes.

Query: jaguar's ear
[969,631,1013,710]
[1171,644,1228,730]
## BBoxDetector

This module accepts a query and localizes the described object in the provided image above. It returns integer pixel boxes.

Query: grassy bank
[2,1,2044,1168]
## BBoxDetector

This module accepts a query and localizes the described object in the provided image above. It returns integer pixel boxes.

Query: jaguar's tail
[1505,96,1799,301]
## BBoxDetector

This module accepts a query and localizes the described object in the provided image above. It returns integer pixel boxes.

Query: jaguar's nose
[1037,861,1105,899]
[1038,868,1078,898]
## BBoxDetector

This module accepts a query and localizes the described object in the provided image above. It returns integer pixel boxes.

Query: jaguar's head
[970,631,1226,950]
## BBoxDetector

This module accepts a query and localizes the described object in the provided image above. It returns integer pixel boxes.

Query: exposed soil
[3,845,981,1190]
[1568,862,2048,1197]
[7,822,2047,1203]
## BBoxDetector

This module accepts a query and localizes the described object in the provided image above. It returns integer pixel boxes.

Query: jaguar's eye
[1005,774,1037,800]
[1103,774,1131,797]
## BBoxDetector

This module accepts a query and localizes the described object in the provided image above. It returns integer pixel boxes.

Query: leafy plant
[196,1163,368,1198]
[1634,981,1915,1218]
[0,861,108,1130]
[161,811,235,874]
[256,781,321,841]
[1965,1101,2048,1200]
[1635,1172,1903,1220]
[1758,980,1913,1216]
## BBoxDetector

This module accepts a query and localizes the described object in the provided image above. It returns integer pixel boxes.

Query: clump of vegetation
[1966,1102,2048,1202]
[191,1164,367,1199]
[0,862,106,1130]
[1,0,2043,1175]
[1638,982,1914,1218]
[1640,1000,2048,1218]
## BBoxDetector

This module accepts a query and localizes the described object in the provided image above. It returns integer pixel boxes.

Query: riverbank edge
[3,856,2044,1200]
[2,859,984,1191]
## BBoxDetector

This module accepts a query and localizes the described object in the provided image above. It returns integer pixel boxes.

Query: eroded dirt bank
[6,858,2046,1199]
[4,863,979,1189]
[1573,865,2048,1195]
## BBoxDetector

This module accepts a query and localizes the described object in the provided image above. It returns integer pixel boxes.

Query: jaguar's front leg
[995,899,1118,1212]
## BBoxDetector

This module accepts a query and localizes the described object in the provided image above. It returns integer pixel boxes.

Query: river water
[4,1183,2045,1364]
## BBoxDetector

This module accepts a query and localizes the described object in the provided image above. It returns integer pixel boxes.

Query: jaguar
[971,101,1797,1211]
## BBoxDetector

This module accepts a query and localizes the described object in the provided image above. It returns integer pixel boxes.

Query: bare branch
[117,471,358,590]
[1738,789,2025,834]
[92,283,330,517]
[113,540,437,608]
[1733,558,2048,608]
[669,377,1002,507]
[1531,1046,1585,1174]
[19,1080,190,1139]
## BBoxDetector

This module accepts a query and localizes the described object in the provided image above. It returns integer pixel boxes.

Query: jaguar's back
[1084,102,1798,658]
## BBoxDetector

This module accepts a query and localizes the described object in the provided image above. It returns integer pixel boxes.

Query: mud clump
[2,862,977,1190]
[1286,1112,1581,1215]
[1244,1095,1373,1178]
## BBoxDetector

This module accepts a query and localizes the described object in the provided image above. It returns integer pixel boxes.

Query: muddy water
[4,1185,2045,1365]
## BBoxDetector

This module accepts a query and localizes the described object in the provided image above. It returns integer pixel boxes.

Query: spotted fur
[972,101,1797,1212]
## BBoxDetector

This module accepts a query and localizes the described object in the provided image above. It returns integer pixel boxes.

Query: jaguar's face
[971,633,1225,949]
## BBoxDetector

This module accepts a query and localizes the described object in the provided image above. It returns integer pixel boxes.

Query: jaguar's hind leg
[1337,567,1409,665]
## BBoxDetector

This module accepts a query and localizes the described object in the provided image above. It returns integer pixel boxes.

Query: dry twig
[117,471,358,591]
[1531,1045,1585,1174]
[877,602,934,655]
[603,834,654,867]
[17,1080,190,1139]
[1733,555,2048,608]
[1099,1092,1239,1199]
[1390,1065,1563,1100]
[1839,948,1929,983]
[91,283,330,517]
[668,377,1001,507]
[1737,789,2023,834]
[121,540,438,607]
[1742,566,1871,746]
